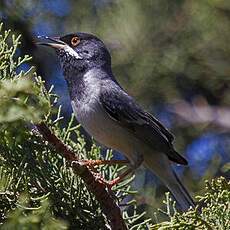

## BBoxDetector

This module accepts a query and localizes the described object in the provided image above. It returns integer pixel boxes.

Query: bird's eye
[71,36,80,47]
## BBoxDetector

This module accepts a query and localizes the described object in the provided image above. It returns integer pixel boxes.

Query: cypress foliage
[152,177,229,229]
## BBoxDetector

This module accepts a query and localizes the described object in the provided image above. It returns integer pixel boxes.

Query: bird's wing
[99,85,187,165]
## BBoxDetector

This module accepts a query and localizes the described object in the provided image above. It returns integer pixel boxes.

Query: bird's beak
[36,36,66,49]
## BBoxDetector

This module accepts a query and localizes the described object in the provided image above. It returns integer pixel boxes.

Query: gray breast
[71,97,140,161]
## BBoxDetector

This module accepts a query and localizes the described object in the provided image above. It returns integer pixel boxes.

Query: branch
[36,122,127,230]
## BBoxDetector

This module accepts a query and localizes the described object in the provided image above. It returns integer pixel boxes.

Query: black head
[38,33,111,76]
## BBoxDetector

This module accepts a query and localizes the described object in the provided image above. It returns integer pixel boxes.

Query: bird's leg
[76,159,130,187]
[79,159,129,167]
[77,159,130,185]
[78,154,143,190]
[107,154,144,188]
[107,167,134,187]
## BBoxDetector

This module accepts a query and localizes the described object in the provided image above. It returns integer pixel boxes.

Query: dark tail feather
[144,153,194,212]
[170,170,195,211]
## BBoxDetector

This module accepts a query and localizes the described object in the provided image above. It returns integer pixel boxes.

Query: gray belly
[71,100,137,160]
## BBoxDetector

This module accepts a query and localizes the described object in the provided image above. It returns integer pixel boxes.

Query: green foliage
[0,23,49,123]
[152,177,230,229]
[1,194,68,230]
[0,29,30,80]
[0,24,151,229]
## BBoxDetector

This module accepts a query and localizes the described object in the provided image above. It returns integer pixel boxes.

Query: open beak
[36,36,66,49]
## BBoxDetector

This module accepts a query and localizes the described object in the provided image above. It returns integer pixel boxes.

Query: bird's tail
[144,154,195,212]
[168,169,195,211]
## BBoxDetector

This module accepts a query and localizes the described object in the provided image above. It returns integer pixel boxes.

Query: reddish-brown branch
[36,122,127,230]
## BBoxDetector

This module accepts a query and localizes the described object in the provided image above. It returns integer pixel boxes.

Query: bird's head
[38,33,111,76]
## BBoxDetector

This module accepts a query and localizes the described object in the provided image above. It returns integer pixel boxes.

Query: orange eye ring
[71,36,80,47]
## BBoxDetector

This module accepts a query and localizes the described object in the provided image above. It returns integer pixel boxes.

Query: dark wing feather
[99,86,187,165]
[141,111,174,142]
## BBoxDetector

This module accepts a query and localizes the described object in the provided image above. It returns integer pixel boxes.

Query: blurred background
[1,0,229,219]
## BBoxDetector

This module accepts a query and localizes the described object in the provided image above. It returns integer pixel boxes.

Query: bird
[38,33,195,211]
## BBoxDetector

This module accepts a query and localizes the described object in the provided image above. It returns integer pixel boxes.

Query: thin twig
[36,122,127,230]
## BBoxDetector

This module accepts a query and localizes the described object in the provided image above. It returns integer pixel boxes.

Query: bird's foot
[76,159,134,200]
[78,159,129,167]
[87,170,118,199]
[106,167,134,188]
